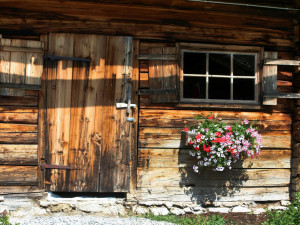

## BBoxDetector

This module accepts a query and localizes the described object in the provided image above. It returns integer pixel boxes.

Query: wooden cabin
[0,0,299,208]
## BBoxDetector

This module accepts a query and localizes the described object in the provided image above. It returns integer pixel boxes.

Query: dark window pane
[233,79,255,100]
[183,76,206,99]
[208,78,230,99]
[209,53,230,75]
[183,52,206,74]
[233,54,255,76]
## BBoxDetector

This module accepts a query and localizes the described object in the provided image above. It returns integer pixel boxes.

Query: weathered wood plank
[138,149,291,169]
[0,144,37,165]
[0,123,37,132]
[0,38,11,96]
[263,52,278,105]
[0,112,37,124]
[100,36,132,192]
[139,109,291,130]
[265,59,300,66]
[47,33,74,192]
[0,133,37,144]
[138,128,291,149]
[129,186,289,202]
[67,34,105,192]
[0,166,37,185]
[0,95,38,107]
[0,106,37,113]
[137,168,290,188]
[130,39,139,192]
[0,186,41,194]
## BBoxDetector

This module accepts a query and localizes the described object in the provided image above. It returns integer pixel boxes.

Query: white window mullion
[230,54,233,100]
[206,52,209,100]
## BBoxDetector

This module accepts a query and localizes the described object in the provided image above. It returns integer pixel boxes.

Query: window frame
[179,43,263,105]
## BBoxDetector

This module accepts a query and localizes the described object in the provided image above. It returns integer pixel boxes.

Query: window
[181,49,259,104]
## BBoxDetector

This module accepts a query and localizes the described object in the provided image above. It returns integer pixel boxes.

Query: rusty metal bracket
[40,163,73,170]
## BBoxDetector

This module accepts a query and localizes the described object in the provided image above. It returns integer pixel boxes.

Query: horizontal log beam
[265,59,300,66]
[264,92,300,99]
[137,54,177,60]
[0,83,41,91]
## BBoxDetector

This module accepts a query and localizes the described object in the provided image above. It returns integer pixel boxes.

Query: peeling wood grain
[138,149,291,169]
[0,166,37,185]
[0,144,37,165]
[137,168,290,188]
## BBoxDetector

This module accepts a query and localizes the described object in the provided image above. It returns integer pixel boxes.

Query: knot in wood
[92,133,102,146]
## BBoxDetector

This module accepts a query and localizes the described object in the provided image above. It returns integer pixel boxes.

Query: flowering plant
[183,114,262,172]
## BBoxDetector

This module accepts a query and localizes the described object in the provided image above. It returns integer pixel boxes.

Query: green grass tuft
[262,193,300,225]
[142,213,229,225]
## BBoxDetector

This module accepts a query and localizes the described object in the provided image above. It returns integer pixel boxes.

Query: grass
[262,193,300,225]
[142,213,231,225]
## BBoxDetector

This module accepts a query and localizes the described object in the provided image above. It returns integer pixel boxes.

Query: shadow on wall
[179,132,249,205]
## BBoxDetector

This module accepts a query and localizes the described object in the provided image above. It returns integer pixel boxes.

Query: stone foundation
[0,192,290,218]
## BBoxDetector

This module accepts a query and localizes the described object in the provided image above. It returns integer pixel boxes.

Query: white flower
[204,157,208,161]
[216,167,224,171]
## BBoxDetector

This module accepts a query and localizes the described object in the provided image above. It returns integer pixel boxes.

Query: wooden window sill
[176,102,263,110]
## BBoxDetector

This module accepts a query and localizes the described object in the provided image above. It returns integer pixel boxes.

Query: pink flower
[226,126,232,131]
[244,119,249,124]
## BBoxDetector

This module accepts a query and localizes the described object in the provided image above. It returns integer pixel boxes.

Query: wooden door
[43,34,133,192]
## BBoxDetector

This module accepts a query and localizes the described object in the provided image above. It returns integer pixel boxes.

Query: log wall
[131,41,295,204]
[0,90,39,195]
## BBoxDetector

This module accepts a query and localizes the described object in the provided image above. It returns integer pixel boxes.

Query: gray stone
[164,202,173,209]
[192,206,206,213]
[139,201,164,206]
[183,207,193,213]
[10,206,47,217]
[0,205,9,214]
[49,203,72,212]
[268,206,287,211]
[39,200,51,208]
[150,207,169,216]
[253,208,266,215]
[134,206,149,215]
[0,196,4,202]
[208,207,230,213]
[232,206,252,213]
[77,202,102,213]
[281,201,291,206]
[170,207,185,215]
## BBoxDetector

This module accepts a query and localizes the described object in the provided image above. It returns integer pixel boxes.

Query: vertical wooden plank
[149,47,163,102]
[263,52,278,105]
[115,36,133,192]
[129,39,139,192]
[0,38,11,95]
[25,40,43,86]
[66,34,106,192]
[47,33,74,192]
[9,39,26,96]
[38,34,48,189]
[163,47,178,102]
[100,36,132,192]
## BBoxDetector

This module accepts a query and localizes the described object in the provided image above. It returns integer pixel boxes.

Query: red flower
[203,145,211,152]
[188,141,193,146]
[215,132,221,137]
[196,134,202,140]
[208,116,214,120]
[194,146,200,151]
[183,127,189,131]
